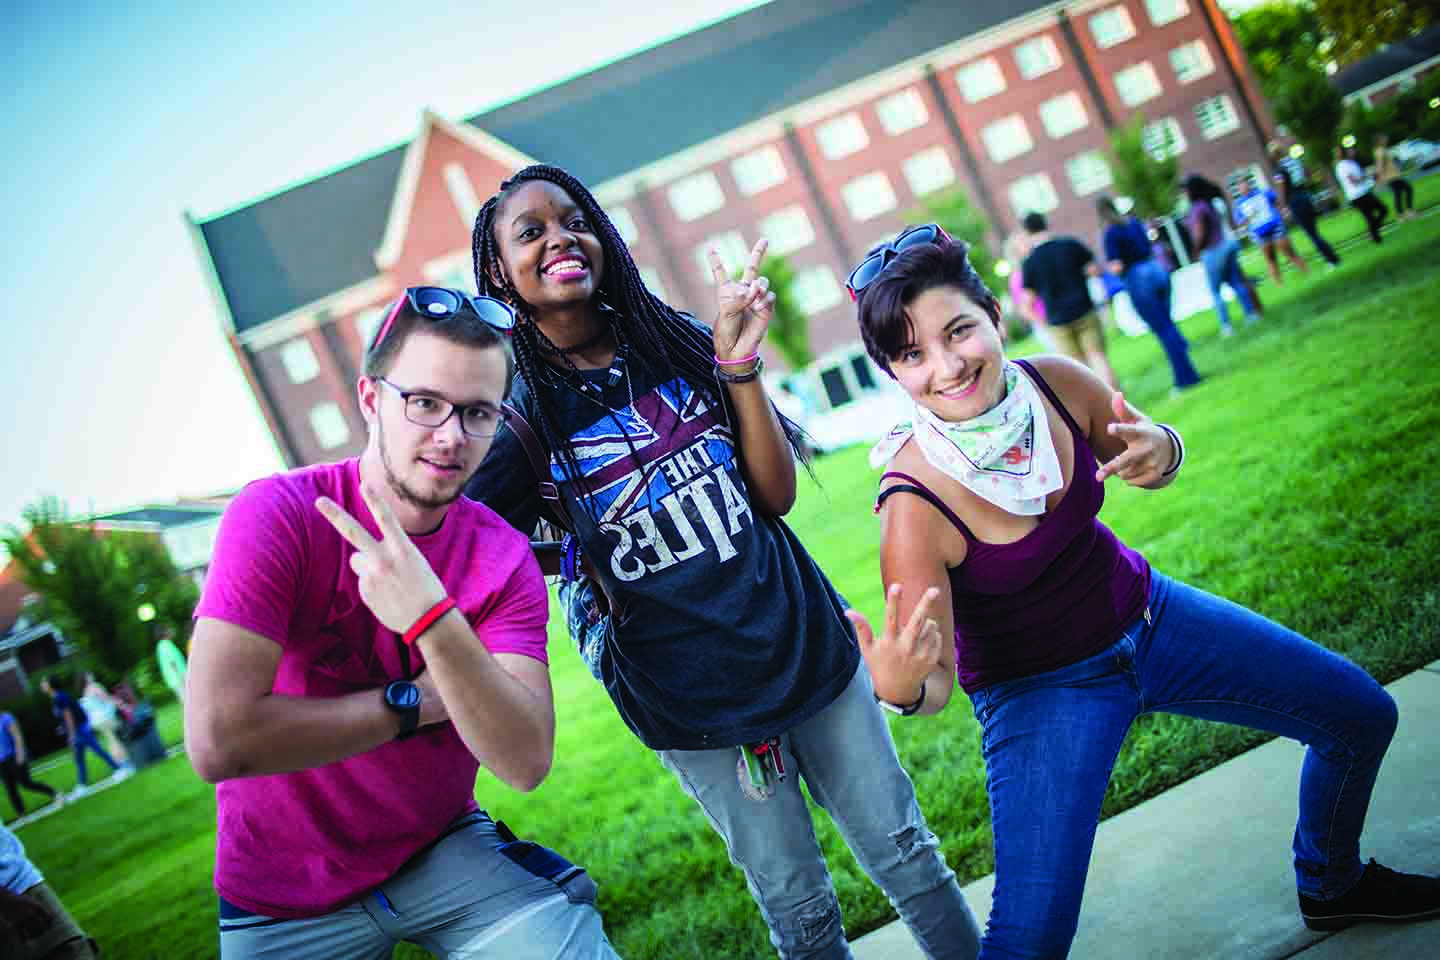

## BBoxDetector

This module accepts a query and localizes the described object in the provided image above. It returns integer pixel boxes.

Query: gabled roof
[1333,25,1440,97]
[198,0,1054,335]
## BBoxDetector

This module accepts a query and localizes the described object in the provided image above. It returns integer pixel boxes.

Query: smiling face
[358,330,508,526]
[490,180,606,318]
[888,285,1008,422]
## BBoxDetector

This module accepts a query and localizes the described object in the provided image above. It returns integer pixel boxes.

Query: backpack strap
[502,402,559,506]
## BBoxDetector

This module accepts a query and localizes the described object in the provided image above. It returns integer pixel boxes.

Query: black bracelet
[1158,424,1185,477]
[876,679,927,716]
[714,356,764,383]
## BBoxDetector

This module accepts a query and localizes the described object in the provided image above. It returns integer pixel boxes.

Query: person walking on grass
[848,233,1440,958]
[1269,145,1341,268]
[1019,212,1120,391]
[0,713,58,818]
[465,164,981,960]
[185,289,618,959]
[1233,173,1309,285]
[0,821,97,959]
[1096,196,1200,394]
[1184,175,1261,336]
[1373,134,1416,222]
[1335,145,1388,244]
[77,674,127,771]
[39,678,120,796]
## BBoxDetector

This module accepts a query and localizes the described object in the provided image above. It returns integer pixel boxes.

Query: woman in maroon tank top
[840,235,1439,956]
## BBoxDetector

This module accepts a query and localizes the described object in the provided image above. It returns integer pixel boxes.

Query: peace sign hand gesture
[708,238,776,363]
[845,584,944,707]
[315,485,448,634]
[1095,392,1176,487]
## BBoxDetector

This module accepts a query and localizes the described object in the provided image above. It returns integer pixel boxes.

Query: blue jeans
[71,727,119,786]
[967,573,1396,959]
[660,663,981,959]
[1200,239,1258,331]
[1122,260,1199,389]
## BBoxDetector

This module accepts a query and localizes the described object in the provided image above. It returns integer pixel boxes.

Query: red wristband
[402,597,456,647]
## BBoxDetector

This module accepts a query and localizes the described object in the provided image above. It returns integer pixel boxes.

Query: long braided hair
[471,164,811,525]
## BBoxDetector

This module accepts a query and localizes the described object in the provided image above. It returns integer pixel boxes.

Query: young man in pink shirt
[186,287,618,959]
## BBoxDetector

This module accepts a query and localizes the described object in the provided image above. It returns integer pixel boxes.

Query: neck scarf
[870,361,1062,516]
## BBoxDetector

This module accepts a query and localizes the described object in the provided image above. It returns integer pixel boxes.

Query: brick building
[193,0,1272,467]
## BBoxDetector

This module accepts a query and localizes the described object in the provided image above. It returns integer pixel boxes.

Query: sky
[0,0,769,535]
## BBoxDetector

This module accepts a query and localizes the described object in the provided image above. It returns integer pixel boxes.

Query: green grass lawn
[12,188,1440,960]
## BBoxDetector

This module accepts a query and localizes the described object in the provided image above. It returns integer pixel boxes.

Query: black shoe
[1299,859,1440,931]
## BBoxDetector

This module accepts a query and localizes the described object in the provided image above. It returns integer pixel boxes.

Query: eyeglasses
[845,224,952,301]
[373,378,510,438]
[371,286,516,352]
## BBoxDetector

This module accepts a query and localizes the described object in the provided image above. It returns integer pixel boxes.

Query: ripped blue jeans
[659,662,981,960]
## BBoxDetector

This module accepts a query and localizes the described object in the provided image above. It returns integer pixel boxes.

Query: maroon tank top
[876,359,1150,692]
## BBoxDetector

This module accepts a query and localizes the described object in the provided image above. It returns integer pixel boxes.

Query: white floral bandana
[870,361,1063,516]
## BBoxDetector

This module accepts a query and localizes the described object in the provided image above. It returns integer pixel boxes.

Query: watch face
[387,682,421,710]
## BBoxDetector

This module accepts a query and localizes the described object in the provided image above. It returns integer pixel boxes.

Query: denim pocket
[498,839,597,906]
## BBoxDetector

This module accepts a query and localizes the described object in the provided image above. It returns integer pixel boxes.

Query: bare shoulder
[877,441,967,567]
[1017,354,1107,437]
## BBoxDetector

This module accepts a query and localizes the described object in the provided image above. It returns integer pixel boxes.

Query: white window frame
[758,205,816,256]
[981,114,1035,163]
[667,171,726,222]
[875,88,929,136]
[841,171,899,222]
[792,266,845,316]
[1014,36,1062,79]
[637,266,668,302]
[280,339,320,384]
[1008,174,1061,217]
[1114,62,1163,107]
[730,145,788,196]
[902,146,957,197]
[309,403,351,450]
[1090,6,1137,48]
[1169,41,1215,84]
[608,206,639,245]
[1039,92,1090,140]
[1145,0,1189,27]
[816,112,870,160]
[1195,94,1241,141]
[354,307,386,353]
[442,163,480,229]
[955,57,1007,103]
[694,230,751,282]
[1066,151,1114,196]
[1143,117,1188,159]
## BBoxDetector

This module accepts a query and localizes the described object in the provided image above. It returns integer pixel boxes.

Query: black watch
[383,680,422,740]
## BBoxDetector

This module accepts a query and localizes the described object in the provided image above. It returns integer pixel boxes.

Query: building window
[759,205,816,256]
[1145,0,1189,26]
[903,146,956,197]
[732,146,788,195]
[1066,151,1114,196]
[793,266,845,315]
[1008,174,1060,217]
[694,230,751,282]
[1195,95,1241,140]
[442,163,480,228]
[816,112,870,159]
[608,206,639,245]
[1115,62,1163,107]
[355,307,386,353]
[842,171,899,222]
[668,171,726,222]
[876,88,929,135]
[1090,6,1137,48]
[281,339,319,384]
[1039,92,1090,139]
[309,403,350,450]
[956,57,1006,103]
[1143,117,1188,159]
[1014,36,1062,79]
[638,266,668,302]
[1169,41,1215,84]
[981,115,1034,163]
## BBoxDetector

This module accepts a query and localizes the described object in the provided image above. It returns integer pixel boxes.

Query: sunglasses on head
[845,224,952,301]
[371,286,516,351]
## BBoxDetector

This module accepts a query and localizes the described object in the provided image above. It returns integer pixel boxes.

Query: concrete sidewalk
[855,661,1440,959]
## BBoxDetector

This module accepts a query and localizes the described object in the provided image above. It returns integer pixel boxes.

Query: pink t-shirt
[1009,268,1045,324]
[194,458,548,918]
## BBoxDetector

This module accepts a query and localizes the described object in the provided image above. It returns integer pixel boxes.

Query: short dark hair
[856,241,1001,375]
[362,299,515,396]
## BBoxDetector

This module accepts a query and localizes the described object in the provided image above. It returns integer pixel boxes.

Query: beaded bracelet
[1158,424,1185,477]
[714,356,764,383]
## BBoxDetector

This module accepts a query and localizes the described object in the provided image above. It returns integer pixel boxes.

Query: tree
[751,255,813,371]
[1231,2,1329,93]
[1314,0,1437,66]
[1269,65,1347,176]
[1,499,197,681]
[906,185,999,286]
[1105,115,1181,220]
